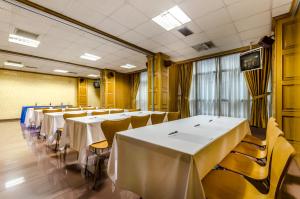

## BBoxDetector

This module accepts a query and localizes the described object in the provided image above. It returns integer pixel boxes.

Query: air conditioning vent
[14,28,39,40]
[178,27,193,37]
[192,41,215,52]
[68,71,78,74]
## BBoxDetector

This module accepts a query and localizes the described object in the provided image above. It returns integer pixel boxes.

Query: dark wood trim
[175,45,258,64]
[11,0,154,56]
[0,68,97,80]
[127,68,147,74]
[0,118,20,122]
[0,49,101,71]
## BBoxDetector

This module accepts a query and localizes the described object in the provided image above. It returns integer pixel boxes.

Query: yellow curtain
[244,48,271,128]
[131,73,140,109]
[177,62,193,118]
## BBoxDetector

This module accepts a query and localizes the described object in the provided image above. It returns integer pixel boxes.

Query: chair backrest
[268,136,295,198]
[63,112,87,119]
[91,110,109,116]
[167,112,180,121]
[101,117,131,146]
[128,108,141,112]
[65,108,81,111]
[110,109,124,114]
[43,109,62,113]
[151,113,166,124]
[82,107,96,110]
[131,115,150,129]
[266,127,284,161]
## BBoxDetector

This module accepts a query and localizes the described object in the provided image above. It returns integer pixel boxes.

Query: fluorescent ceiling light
[5,177,25,188]
[88,74,99,77]
[152,5,191,31]
[8,34,40,48]
[120,64,136,69]
[80,53,101,61]
[4,61,24,68]
[54,69,68,73]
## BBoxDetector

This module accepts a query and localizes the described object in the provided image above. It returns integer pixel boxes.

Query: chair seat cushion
[219,153,268,180]
[203,170,266,199]
[234,142,267,159]
[90,140,108,149]
[243,134,266,147]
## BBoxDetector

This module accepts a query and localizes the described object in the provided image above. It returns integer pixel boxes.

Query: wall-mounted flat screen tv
[240,48,262,72]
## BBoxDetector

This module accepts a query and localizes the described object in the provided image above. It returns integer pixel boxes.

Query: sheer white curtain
[189,58,218,116]
[220,54,249,118]
[189,53,250,118]
[136,71,148,111]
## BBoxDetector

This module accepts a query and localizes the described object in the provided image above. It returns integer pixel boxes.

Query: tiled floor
[0,121,299,199]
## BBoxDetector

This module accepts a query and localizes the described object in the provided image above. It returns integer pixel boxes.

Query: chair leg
[55,131,60,151]
[93,156,100,190]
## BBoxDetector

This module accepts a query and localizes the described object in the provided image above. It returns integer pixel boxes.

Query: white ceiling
[0,0,293,76]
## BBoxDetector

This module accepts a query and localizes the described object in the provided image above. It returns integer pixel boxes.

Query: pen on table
[168,131,178,135]
[194,124,200,127]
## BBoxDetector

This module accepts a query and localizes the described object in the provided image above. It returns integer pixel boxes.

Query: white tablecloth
[24,108,34,127]
[107,115,250,199]
[40,109,132,142]
[60,111,166,165]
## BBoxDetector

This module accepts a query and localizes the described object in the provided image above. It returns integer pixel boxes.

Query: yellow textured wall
[0,70,77,120]
[87,79,100,107]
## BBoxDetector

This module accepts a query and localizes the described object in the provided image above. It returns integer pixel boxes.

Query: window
[136,71,148,111]
[189,53,250,118]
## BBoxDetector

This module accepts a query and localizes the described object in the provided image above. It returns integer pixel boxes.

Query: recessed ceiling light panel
[54,69,68,73]
[80,53,101,61]
[88,74,99,77]
[152,5,191,31]
[8,34,40,48]
[4,61,24,68]
[120,64,136,69]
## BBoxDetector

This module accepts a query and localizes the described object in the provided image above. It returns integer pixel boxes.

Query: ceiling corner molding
[9,0,154,56]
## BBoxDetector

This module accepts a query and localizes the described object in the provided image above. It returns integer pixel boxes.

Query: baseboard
[0,118,20,122]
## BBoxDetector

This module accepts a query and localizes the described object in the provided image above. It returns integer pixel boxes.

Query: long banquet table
[40,109,107,141]
[107,115,250,199]
[60,111,167,165]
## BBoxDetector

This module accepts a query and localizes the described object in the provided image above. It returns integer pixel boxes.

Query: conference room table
[40,109,129,143]
[107,115,250,199]
[60,111,167,165]
[24,106,68,127]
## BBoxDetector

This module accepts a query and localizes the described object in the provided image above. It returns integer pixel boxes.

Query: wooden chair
[56,112,87,152]
[218,127,283,180]
[110,109,124,114]
[241,117,277,147]
[91,111,109,116]
[82,107,96,110]
[202,136,295,199]
[167,112,180,121]
[42,109,62,113]
[131,115,150,129]
[151,113,166,124]
[65,108,81,111]
[232,118,279,159]
[88,117,131,189]
[128,108,141,112]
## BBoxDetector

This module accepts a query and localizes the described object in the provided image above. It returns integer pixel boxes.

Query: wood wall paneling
[100,69,132,109]
[275,9,300,144]
[77,78,88,106]
[147,53,170,111]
